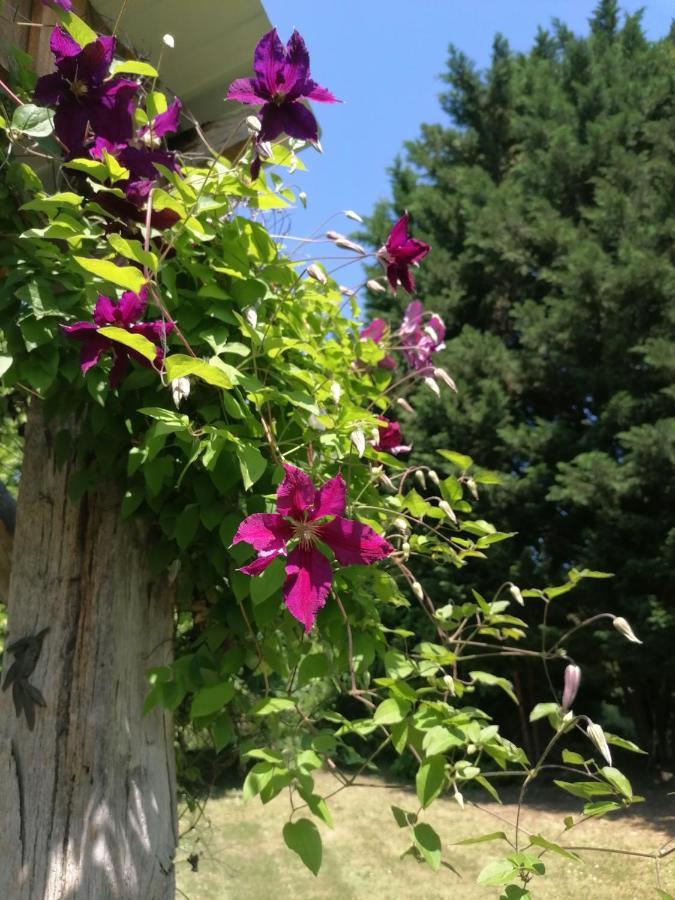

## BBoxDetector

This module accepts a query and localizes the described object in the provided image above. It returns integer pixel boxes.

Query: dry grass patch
[177,772,674,900]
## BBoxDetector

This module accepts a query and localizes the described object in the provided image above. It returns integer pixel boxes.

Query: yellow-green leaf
[73,257,146,292]
[164,354,234,389]
[110,60,158,78]
[98,327,157,362]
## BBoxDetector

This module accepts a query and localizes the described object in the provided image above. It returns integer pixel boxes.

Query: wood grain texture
[0,403,177,899]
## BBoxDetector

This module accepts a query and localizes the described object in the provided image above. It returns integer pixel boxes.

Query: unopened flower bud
[298,191,307,208]
[427,470,440,486]
[313,139,323,154]
[344,209,363,223]
[393,517,409,534]
[257,140,273,160]
[245,115,261,135]
[330,382,342,404]
[466,477,478,500]
[586,720,612,765]
[350,429,366,458]
[326,230,344,241]
[378,472,395,492]
[171,376,190,408]
[244,307,258,328]
[163,33,175,48]
[401,541,410,561]
[339,285,355,297]
[367,279,386,293]
[508,583,524,606]
[411,581,424,601]
[453,786,464,809]
[335,238,366,255]
[414,469,426,489]
[307,414,326,432]
[423,377,440,397]
[396,397,415,415]
[613,616,642,644]
[562,664,581,711]
[443,674,456,696]
[434,368,457,392]
[307,263,327,284]
[438,500,457,524]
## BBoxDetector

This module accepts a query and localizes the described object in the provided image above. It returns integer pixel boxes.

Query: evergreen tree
[366,1,675,761]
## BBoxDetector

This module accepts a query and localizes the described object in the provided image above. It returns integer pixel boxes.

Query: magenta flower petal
[108,350,129,388]
[149,98,182,138]
[50,26,80,63]
[239,548,285,576]
[276,465,318,520]
[315,474,346,519]
[283,546,333,633]
[386,213,410,251]
[132,320,174,345]
[227,77,267,105]
[360,319,387,343]
[319,517,393,567]
[117,287,147,325]
[278,101,319,142]
[304,80,339,104]
[376,419,411,456]
[33,73,64,107]
[92,294,116,326]
[233,512,292,554]
[62,321,98,339]
[401,300,423,331]
[280,30,310,97]
[42,0,73,10]
[79,335,109,372]
[253,28,286,96]
[53,103,89,153]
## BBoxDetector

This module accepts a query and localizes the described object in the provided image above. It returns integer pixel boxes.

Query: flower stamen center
[292,519,320,549]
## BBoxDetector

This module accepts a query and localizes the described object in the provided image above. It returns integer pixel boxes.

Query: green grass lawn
[176,772,674,900]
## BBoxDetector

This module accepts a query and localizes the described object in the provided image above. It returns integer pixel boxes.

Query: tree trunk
[0,404,177,899]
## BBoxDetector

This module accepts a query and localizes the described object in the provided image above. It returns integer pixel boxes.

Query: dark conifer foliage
[365,1,675,761]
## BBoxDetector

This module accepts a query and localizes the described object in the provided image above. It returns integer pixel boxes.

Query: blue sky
[263,1,673,241]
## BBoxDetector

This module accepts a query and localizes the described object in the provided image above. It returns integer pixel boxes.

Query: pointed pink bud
[562,664,581,710]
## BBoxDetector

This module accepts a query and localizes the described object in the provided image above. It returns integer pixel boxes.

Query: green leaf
[110,60,158,77]
[470,671,518,704]
[601,766,633,799]
[97,327,157,363]
[437,449,473,470]
[373,697,410,725]
[108,234,158,272]
[477,858,518,887]
[529,702,560,722]
[553,780,615,800]
[250,556,285,604]
[412,823,442,871]
[190,681,235,719]
[0,355,13,378]
[562,750,587,765]
[236,443,267,490]
[456,831,509,846]
[164,354,235,389]
[422,725,464,756]
[604,732,646,754]
[175,504,200,550]
[59,10,97,46]
[73,257,146,292]
[581,800,622,818]
[283,818,322,876]
[251,697,296,716]
[11,104,54,138]
[212,712,235,751]
[528,835,581,861]
[297,652,330,686]
[391,806,417,828]
[416,756,445,809]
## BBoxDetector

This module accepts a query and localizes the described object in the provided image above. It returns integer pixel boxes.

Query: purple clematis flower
[42,0,73,10]
[360,319,396,370]
[33,27,137,153]
[399,300,445,371]
[374,418,411,456]
[233,465,393,632]
[376,213,430,295]
[227,28,339,145]
[62,287,174,387]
